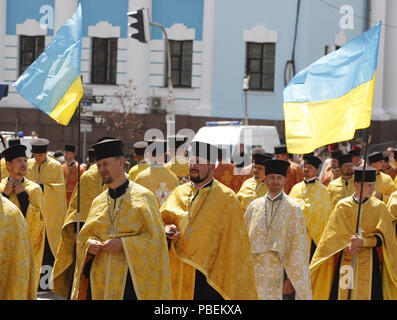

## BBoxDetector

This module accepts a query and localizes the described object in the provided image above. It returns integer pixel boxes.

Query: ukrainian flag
[13,4,83,126]
[283,22,381,154]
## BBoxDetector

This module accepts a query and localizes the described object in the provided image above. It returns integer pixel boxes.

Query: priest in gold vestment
[52,163,106,298]
[161,141,257,300]
[289,155,332,263]
[0,194,36,299]
[0,144,45,290]
[71,139,172,300]
[326,154,355,209]
[165,135,190,185]
[367,151,397,204]
[135,139,179,207]
[25,138,67,278]
[236,152,271,214]
[245,159,312,300]
[310,167,397,300]
[127,141,149,181]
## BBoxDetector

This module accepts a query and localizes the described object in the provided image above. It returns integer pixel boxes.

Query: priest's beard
[190,168,210,184]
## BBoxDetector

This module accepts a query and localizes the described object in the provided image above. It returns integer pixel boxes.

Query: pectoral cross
[186,225,194,240]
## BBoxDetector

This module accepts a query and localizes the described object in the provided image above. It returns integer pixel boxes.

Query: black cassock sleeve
[16,191,30,217]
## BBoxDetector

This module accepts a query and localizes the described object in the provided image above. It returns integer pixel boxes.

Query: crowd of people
[0,134,397,300]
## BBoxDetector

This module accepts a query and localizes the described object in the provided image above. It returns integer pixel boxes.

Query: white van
[192,121,280,165]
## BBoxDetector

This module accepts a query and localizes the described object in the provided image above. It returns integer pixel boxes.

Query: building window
[19,36,45,75]
[91,38,118,85]
[246,42,275,91]
[165,40,192,88]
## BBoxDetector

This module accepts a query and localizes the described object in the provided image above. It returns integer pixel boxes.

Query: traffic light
[128,9,146,43]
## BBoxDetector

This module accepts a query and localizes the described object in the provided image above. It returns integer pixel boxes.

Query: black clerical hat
[368,151,384,164]
[31,138,49,154]
[189,141,218,164]
[8,138,21,147]
[252,147,265,155]
[303,155,322,169]
[167,135,188,151]
[97,136,116,143]
[91,139,124,161]
[88,148,95,162]
[274,144,287,155]
[263,159,290,177]
[330,149,343,159]
[133,141,148,156]
[65,144,76,153]
[337,154,352,167]
[354,166,377,183]
[147,139,167,156]
[348,149,361,157]
[3,144,27,161]
[253,153,273,166]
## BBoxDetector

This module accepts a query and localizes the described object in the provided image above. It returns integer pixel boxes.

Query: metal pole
[150,21,175,139]
[347,131,371,300]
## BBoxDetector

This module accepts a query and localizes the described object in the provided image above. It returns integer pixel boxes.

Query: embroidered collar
[266,191,284,202]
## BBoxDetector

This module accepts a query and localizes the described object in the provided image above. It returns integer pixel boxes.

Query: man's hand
[282,278,295,295]
[101,238,123,253]
[14,181,26,194]
[165,224,180,240]
[4,180,15,196]
[374,192,383,201]
[348,235,363,256]
[87,239,102,256]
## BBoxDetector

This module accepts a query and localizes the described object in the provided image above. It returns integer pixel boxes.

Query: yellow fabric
[52,164,106,297]
[245,194,312,300]
[387,191,397,220]
[376,172,397,204]
[0,178,45,289]
[394,175,397,188]
[0,195,37,300]
[326,176,355,209]
[128,162,149,181]
[135,164,179,207]
[0,158,8,180]
[161,179,258,300]
[289,180,332,258]
[165,156,190,184]
[26,156,67,257]
[310,196,397,300]
[71,181,172,300]
[284,74,375,154]
[49,76,83,126]
[236,177,267,214]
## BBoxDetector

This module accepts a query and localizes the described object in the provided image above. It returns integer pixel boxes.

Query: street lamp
[150,21,175,139]
[242,74,250,126]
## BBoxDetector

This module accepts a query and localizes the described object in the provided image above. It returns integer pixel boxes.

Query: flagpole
[76,76,82,236]
[347,129,371,300]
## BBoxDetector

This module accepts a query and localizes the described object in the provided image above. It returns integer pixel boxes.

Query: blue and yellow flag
[283,22,381,154]
[13,4,83,126]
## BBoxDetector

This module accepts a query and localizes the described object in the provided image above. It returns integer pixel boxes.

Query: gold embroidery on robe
[71,182,172,300]
[135,165,179,207]
[236,177,267,214]
[0,178,45,289]
[26,156,67,257]
[52,164,106,297]
[161,179,258,300]
[326,176,355,209]
[0,195,37,299]
[245,194,312,300]
[289,180,332,259]
[128,162,149,181]
[166,156,190,185]
[310,196,397,300]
